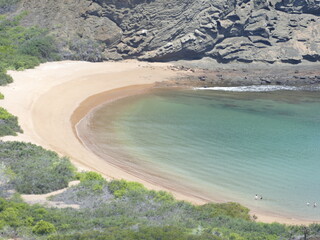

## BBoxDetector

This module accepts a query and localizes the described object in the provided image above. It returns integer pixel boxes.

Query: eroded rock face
[12,0,320,63]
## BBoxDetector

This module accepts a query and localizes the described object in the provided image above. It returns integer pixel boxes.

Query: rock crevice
[11,0,320,63]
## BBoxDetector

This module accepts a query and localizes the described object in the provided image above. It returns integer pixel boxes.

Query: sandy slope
[0,60,316,225]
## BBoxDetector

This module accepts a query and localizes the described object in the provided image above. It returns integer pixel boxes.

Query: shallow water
[84,87,320,220]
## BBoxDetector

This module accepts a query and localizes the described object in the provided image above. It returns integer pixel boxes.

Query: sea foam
[194,85,300,92]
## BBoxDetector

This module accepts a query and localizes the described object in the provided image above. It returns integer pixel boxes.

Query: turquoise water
[84,87,320,220]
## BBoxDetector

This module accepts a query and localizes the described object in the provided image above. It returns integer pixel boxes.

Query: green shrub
[19,35,59,61]
[3,54,41,71]
[108,179,146,198]
[32,220,56,235]
[75,171,107,193]
[0,13,59,74]
[24,216,34,226]
[47,226,223,240]
[0,107,22,136]
[0,207,19,226]
[0,107,17,120]
[77,171,105,182]
[0,93,4,99]
[197,202,251,221]
[150,190,175,203]
[0,219,4,230]
[0,71,13,86]
[0,198,7,211]
[0,141,75,194]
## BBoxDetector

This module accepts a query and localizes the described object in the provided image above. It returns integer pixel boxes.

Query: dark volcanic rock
[10,0,320,64]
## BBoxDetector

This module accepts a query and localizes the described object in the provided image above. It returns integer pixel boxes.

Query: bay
[84,87,320,220]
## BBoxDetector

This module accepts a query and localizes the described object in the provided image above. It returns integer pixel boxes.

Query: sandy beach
[0,60,206,201]
[0,60,317,225]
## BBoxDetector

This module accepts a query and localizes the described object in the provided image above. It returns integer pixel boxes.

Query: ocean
[80,86,320,221]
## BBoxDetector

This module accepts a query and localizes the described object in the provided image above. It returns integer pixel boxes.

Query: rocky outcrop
[10,0,320,64]
[275,0,320,15]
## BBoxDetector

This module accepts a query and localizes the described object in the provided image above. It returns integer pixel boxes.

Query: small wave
[194,85,306,92]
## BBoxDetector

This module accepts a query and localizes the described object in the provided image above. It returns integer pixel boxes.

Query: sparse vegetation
[0,13,59,86]
[0,0,20,9]
[0,13,59,137]
[68,38,103,62]
[0,141,75,194]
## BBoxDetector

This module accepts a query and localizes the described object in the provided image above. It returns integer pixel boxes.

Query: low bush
[149,190,175,203]
[4,54,41,71]
[0,141,75,194]
[196,202,251,221]
[19,35,60,61]
[77,171,105,182]
[0,107,22,136]
[32,220,56,235]
[0,13,59,72]
[47,226,222,240]
[0,71,13,86]
[69,38,103,62]
[108,179,147,198]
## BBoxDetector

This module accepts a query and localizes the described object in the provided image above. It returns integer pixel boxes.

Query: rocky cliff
[8,0,320,64]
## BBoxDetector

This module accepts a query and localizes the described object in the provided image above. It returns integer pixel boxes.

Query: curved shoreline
[0,60,318,225]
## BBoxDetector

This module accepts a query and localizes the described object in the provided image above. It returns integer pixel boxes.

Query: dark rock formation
[9,0,320,63]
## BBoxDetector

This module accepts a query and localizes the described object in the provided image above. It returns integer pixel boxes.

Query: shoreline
[0,60,318,225]
[71,84,155,143]
[75,85,320,225]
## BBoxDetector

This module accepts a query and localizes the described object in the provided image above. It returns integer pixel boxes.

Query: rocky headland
[158,58,320,88]
[5,0,320,66]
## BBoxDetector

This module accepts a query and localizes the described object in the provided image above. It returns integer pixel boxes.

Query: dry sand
[0,60,316,225]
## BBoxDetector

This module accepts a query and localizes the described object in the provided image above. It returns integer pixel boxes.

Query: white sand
[0,60,316,225]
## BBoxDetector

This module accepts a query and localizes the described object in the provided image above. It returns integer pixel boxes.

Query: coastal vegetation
[0,141,75,195]
[0,107,22,137]
[0,0,20,8]
[1,171,320,239]
[1,5,320,240]
[0,12,58,136]
[0,13,59,86]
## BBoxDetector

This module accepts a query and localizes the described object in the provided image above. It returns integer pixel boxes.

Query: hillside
[5,0,320,64]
